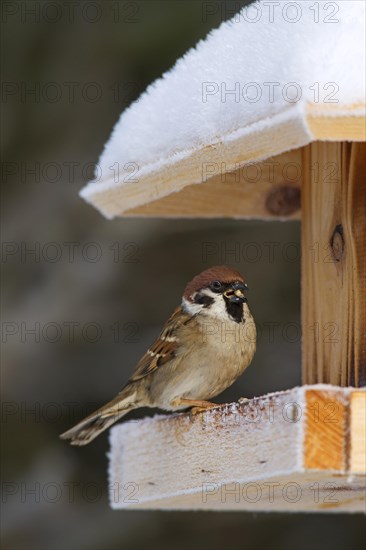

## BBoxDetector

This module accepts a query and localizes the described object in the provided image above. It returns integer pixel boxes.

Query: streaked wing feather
[128,306,192,382]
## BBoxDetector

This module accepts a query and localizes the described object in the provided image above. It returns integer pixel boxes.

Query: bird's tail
[60,388,137,446]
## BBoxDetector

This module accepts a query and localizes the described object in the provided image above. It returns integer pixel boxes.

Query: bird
[60,265,256,445]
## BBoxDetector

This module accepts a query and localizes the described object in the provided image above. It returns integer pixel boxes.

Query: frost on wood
[108,385,366,512]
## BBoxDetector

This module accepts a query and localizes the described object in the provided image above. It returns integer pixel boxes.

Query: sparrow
[60,265,256,445]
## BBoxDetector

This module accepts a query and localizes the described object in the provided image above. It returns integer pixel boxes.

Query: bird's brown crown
[183,265,244,300]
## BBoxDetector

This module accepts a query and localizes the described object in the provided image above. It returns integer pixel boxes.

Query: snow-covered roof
[80,0,365,218]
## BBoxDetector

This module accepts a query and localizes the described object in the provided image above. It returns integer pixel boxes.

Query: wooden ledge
[109,385,365,512]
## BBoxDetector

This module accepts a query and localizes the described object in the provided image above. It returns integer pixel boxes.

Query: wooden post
[301,142,366,387]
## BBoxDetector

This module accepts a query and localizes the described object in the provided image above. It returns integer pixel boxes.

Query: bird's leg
[171,397,219,415]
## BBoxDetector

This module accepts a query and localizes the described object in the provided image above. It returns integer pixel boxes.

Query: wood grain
[350,390,366,474]
[301,142,366,387]
[125,149,302,219]
[306,103,366,141]
[304,389,346,470]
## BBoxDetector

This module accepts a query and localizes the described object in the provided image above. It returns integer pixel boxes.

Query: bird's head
[182,265,249,323]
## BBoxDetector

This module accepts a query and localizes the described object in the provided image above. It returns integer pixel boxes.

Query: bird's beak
[224,282,248,304]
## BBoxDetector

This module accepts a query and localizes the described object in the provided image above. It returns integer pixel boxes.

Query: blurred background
[1,1,364,549]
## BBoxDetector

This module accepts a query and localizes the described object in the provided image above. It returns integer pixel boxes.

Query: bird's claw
[190,403,218,415]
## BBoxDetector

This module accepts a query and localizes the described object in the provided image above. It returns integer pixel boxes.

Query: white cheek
[182,291,228,321]
[203,290,229,321]
[182,297,203,316]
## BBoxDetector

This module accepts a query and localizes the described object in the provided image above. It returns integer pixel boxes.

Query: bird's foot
[190,403,218,415]
[171,397,219,415]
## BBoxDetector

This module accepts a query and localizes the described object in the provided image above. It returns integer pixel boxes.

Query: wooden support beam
[109,386,365,512]
[301,142,366,387]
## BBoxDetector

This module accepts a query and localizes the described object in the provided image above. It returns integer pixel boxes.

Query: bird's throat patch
[224,298,244,323]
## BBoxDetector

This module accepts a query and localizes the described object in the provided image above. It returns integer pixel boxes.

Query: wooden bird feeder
[81,1,366,512]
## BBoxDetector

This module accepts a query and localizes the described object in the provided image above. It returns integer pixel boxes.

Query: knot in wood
[330,224,344,262]
[265,185,301,216]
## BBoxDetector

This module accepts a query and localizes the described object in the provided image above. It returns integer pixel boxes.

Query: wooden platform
[108,385,365,512]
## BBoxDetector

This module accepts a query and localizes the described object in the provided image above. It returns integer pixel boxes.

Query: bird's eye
[211,281,222,291]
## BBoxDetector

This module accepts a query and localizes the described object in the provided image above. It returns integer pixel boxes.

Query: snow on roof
[80,0,365,218]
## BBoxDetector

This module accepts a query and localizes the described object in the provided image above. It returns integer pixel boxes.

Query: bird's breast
[148,311,256,409]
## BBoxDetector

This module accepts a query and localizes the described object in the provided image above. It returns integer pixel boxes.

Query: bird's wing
[128,306,193,383]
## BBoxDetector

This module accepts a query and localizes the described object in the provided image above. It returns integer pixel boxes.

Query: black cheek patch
[194,293,214,308]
